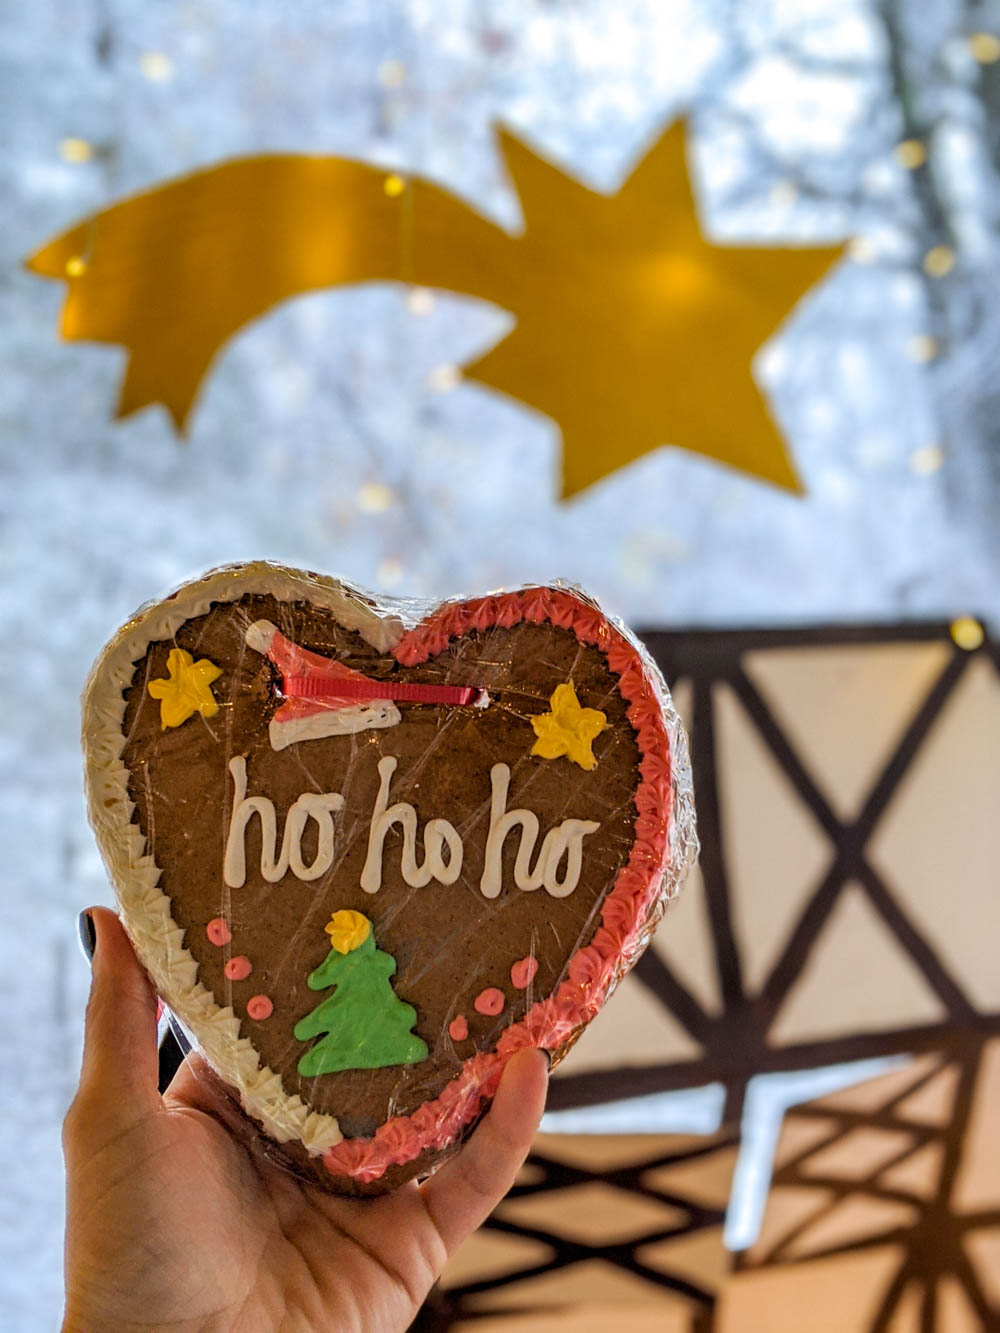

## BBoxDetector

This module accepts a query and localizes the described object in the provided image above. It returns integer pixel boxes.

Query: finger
[420,1049,548,1255]
[161,1049,212,1107]
[71,907,161,1128]
[163,1050,247,1125]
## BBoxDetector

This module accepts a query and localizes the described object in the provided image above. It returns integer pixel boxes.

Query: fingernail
[78,910,97,963]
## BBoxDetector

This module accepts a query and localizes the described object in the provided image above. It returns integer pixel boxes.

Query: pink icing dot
[474,987,505,1017]
[206,917,232,946]
[247,994,273,1021]
[449,1015,469,1042]
[510,956,539,989]
[224,955,252,981]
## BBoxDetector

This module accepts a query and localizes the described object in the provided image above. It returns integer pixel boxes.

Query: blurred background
[3,2,999,1329]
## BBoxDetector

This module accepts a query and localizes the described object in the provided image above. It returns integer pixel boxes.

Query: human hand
[62,908,549,1333]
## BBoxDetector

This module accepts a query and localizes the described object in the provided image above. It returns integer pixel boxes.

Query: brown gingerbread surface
[122,595,640,1138]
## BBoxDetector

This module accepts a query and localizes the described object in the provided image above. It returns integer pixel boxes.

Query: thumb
[69,907,161,1136]
[420,1048,549,1256]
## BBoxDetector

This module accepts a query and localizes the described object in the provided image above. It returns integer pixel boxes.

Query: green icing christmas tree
[294,909,428,1077]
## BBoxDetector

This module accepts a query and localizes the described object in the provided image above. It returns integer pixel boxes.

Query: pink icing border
[321,587,674,1183]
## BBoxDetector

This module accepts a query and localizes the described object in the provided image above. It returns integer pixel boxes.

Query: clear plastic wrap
[82,562,697,1194]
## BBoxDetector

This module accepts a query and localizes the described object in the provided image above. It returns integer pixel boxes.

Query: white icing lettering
[479,763,600,900]
[223,756,345,888]
[222,755,598,900]
[535,817,602,898]
[360,756,463,893]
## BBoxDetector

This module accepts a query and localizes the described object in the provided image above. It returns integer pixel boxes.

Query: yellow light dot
[848,237,878,265]
[909,444,945,475]
[377,58,407,88]
[376,557,404,587]
[923,245,956,278]
[139,51,175,82]
[950,617,985,651]
[383,173,406,197]
[894,139,927,169]
[906,334,939,363]
[407,287,434,316]
[969,32,1000,63]
[356,482,395,514]
[426,364,461,393]
[65,257,87,277]
[769,180,798,207]
[58,137,94,164]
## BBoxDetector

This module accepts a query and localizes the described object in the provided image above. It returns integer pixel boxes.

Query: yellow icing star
[530,682,607,771]
[325,909,372,955]
[147,647,222,729]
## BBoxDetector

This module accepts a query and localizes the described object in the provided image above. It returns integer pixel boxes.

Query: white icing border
[82,561,406,1155]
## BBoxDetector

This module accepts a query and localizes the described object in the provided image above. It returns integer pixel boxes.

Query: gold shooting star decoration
[24,122,840,497]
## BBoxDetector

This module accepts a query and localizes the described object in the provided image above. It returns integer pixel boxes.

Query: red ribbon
[282,675,484,707]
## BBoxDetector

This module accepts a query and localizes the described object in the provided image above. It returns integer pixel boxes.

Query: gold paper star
[147,647,222,728]
[25,122,840,497]
[468,123,842,494]
[531,682,607,771]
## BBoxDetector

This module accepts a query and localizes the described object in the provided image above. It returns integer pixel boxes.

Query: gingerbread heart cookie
[83,563,695,1192]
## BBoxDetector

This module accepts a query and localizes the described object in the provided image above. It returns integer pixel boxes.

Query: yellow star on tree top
[530,682,608,771]
[325,910,372,955]
[147,647,223,729]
